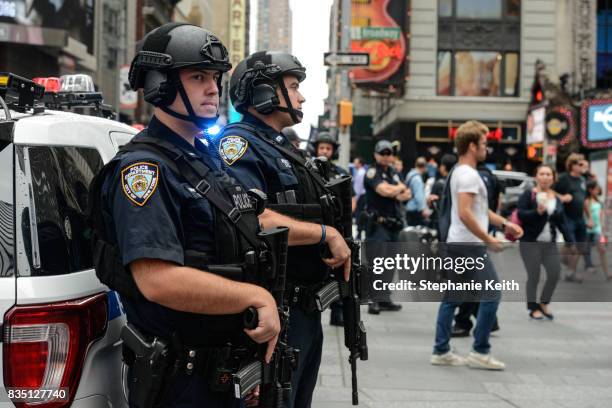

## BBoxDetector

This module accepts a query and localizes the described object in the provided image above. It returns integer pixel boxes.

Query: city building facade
[256,0,292,53]
[340,0,604,172]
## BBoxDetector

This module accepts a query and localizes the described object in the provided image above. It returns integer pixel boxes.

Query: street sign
[323,52,369,67]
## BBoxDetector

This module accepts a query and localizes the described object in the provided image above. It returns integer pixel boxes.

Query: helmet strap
[276,79,302,124]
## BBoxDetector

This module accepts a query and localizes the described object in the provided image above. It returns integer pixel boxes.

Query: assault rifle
[229,226,299,407]
[319,171,368,405]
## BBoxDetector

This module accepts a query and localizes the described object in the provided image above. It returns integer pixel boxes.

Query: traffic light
[338,100,353,126]
[527,143,543,161]
[530,77,544,106]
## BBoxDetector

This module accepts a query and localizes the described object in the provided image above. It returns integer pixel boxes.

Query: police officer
[311,131,349,179]
[218,51,351,408]
[365,140,411,314]
[89,24,348,408]
[310,131,349,326]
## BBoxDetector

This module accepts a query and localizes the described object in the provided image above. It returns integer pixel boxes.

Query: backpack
[437,168,456,242]
[477,166,502,211]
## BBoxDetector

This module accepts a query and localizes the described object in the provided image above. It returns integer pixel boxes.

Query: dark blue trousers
[286,307,323,408]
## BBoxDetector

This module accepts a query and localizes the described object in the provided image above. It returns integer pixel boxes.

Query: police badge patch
[366,167,376,179]
[121,162,159,206]
[219,136,248,165]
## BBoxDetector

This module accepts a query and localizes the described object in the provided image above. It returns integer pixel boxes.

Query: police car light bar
[33,77,61,93]
[1,73,116,119]
[0,72,45,113]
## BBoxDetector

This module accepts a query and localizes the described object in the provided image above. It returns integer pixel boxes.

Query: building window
[437,51,452,95]
[598,0,612,89]
[456,0,501,19]
[437,0,520,96]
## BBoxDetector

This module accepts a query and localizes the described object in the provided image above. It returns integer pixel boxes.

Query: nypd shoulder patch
[219,135,248,166]
[366,167,377,179]
[121,162,159,206]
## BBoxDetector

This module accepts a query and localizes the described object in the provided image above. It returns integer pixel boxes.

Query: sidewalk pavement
[314,301,612,408]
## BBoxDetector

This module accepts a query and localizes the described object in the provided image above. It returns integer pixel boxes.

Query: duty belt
[123,336,255,393]
[175,344,254,392]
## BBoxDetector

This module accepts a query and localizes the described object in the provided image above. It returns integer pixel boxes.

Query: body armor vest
[88,131,270,344]
[223,123,337,285]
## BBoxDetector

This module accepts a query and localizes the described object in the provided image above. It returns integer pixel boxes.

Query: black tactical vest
[223,123,337,285]
[88,132,269,344]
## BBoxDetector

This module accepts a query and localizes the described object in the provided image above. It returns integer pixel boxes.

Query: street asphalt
[314,296,612,407]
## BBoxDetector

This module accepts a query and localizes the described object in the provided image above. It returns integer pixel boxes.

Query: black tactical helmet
[128,23,232,127]
[311,131,339,159]
[229,51,306,124]
[313,131,339,147]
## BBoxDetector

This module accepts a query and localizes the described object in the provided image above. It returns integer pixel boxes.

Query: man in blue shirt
[405,157,428,226]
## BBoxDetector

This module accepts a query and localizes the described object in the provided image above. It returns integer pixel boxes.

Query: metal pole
[328,0,339,149]
[337,0,351,169]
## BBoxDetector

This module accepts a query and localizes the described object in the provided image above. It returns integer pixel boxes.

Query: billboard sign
[228,0,246,70]
[0,0,94,53]
[350,0,407,90]
[527,106,546,145]
[582,99,612,149]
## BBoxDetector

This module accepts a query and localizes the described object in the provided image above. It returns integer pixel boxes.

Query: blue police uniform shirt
[364,163,403,218]
[216,112,299,196]
[100,116,221,340]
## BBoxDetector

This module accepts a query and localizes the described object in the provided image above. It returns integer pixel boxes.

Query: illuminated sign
[527,106,546,145]
[350,0,407,88]
[544,107,575,146]
[0,1,16,18]
[0,0,94,53]
[581,99,612,149]
[228,0,246,70]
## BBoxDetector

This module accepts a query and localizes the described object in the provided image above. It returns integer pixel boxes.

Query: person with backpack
[428,154,457,232]
[451,164,503,337]
[432,121,522,370]
[517,165,568,319]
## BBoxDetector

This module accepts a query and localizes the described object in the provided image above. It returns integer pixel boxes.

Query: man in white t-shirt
[431,121,523,370]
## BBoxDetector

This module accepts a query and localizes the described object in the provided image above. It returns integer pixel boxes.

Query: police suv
[0,73,135,407]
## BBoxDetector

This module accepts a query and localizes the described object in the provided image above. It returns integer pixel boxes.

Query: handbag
[505,190,536,242]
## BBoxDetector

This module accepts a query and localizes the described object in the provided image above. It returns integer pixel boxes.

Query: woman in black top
[518,165,568,320]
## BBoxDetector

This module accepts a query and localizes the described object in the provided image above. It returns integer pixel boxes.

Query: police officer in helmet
[310,131,350,327]
[89,24,348,408]
[311,131,348,179]
[364,140,411,314]
[219,51,352,408]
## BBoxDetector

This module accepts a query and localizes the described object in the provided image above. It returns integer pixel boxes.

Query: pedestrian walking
[431,121,523,370]
[584,180,611,280]
[405,157,428,226]
[554,153,588,282]
[517,165,568,320]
